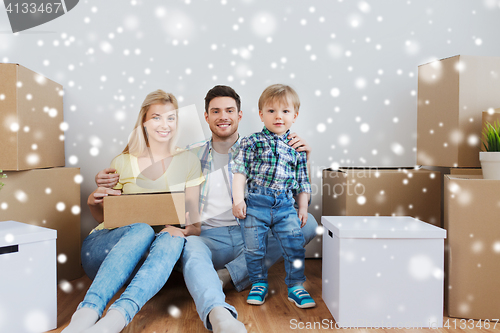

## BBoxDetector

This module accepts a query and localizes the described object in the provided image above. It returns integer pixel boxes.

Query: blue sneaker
[247,282,268,305]
[287,285,316,308]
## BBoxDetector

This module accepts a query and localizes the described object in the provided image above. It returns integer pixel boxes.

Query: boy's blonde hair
[258,84,300,113]
[123,89,179,156]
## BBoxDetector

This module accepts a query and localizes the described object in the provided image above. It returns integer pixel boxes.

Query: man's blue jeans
[242,186,306,287]
[180,211,317,330]
[79,223,185,324]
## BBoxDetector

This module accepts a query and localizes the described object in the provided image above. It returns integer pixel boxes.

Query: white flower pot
[479,152,500,180]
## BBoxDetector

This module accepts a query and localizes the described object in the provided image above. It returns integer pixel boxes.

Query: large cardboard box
[0,221,57,332]
[0,63,64,171]
[322,168,441,226]
[444,175,500,320]
[417,55,500,167]
[322,216,446,328]
[0,168,82,282]
[103,192,185,229]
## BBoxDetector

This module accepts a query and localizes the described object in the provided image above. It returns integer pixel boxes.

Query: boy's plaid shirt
[231,127,311,194]
[186,137,240,214]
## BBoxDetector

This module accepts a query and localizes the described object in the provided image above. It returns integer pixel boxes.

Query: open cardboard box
[0,63,65,171]
[417,55,500,168]
[103,192,185,229]
[322,167,441,226]
[444,174,500,320]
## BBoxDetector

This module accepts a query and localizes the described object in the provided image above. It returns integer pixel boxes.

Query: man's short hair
[204,85,241,112]
[258,84,300,113]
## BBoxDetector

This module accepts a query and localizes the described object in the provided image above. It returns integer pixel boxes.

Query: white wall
[2,0,500,255]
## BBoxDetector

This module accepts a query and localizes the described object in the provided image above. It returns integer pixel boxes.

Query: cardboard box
[444,175,500,320]
[0,221,57,332]
[417,55,500,167]
[322,168,441,226]
[0,168,82,282]
[0,63,64,171]
[449,168,482,175]
[103,192,185,229]
[322,216,446,328]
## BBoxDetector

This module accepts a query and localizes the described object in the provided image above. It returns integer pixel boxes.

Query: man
[95,85,318,333]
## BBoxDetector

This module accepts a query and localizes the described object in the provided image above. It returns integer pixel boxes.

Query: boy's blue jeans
[78,223,185,325]
[241,185,306,287]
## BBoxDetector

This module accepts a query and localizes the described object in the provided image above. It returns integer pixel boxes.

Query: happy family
[62,84,319,333]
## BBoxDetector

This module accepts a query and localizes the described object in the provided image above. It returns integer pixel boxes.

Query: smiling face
[259,98,298,136]
[205,96,242,141]
[143,103,177,145]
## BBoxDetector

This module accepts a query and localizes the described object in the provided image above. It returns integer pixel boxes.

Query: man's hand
[181,212,201,236]
[287,132,311,160]
[95,168,120,188]
[88,187,121,205]
[232,201,247,219]
[298,208,308,228]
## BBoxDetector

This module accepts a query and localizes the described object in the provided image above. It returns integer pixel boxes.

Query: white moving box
[322,216,446,328]
[0,221,57,333]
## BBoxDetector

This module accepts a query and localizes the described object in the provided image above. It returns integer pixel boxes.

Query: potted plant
[0,170,5,191]
[480,120,500,180]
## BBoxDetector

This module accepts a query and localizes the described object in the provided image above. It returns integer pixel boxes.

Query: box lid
[321,216,446,239]
[0,221,57,247]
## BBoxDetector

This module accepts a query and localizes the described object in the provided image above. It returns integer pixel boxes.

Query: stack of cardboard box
[417,55,500,320]
[322,167,441,226]
[0,63,83,282]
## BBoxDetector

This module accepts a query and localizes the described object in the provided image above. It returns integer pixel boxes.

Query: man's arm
[183,185,202,236]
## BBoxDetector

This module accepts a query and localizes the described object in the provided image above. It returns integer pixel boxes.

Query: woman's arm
[183,185,201,236]
[87,187,122,223]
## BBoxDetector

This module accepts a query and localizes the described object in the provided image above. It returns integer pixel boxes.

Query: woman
[62,90,203,333]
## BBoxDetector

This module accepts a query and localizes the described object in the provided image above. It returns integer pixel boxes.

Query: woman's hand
[88,187,121,206]
[95,168,120,188]
[87,187,121,223]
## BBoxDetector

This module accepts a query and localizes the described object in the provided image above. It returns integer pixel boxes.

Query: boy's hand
[95,168,120,188]
[298,208,308,228]
[232,201,247,219]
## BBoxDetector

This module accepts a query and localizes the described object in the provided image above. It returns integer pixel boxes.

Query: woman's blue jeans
[78,223,185,324]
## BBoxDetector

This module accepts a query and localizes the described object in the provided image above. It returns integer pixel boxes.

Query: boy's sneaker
[287,285,316,309]
[247,282,268,305]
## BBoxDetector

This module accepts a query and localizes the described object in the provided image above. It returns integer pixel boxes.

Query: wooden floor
[50,259,498,333]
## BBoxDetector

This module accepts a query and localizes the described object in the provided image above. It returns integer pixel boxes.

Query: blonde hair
[122,89,179,156]
[258,84,300,113]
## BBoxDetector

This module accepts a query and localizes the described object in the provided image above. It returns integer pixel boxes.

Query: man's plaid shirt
[231,127,311,194]
[186,137,240,214]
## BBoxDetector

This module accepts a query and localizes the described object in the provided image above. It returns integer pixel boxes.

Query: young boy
[231,84,315,308]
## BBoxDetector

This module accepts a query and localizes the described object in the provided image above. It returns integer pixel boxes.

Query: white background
[1,0,500,251]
